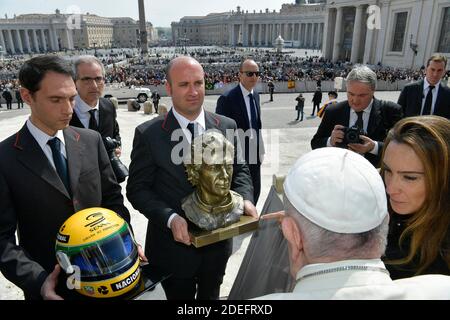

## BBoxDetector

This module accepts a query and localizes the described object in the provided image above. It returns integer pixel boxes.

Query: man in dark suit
[70,55,122,156]
[151,90,161,113]
[127,56,257,300]
[15,87,24,108]
[398,54,450,119]
[268,80,275,102]
[311,66,403,167]
[2,87,13,109]
[70,55,126,182]
[216,59,264,204]
[311,86,322,116]
[0,55,132,300]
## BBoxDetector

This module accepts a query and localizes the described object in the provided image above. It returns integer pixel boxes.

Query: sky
[0,0,293,28]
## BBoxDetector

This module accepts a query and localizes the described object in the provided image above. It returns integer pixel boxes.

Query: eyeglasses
[79,76,104,84]
[242,71,260,77]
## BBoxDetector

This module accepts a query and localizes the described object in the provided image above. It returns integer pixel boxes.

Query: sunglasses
[242,71,260,77]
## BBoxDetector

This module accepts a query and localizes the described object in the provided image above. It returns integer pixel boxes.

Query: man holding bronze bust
[127,56,257,300]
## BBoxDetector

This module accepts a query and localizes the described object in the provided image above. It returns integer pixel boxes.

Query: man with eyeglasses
[216,59,264,204]
[70,55,122,159]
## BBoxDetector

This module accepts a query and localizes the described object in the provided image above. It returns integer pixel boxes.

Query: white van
[104,85,152,102]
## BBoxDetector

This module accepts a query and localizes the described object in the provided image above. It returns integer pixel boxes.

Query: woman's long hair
[380,116,450,274]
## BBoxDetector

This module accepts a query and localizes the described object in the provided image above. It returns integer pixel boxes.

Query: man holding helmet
[0,55,137,300]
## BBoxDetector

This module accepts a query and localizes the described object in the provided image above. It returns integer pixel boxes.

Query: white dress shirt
[167,106,207,229]
[327,100,378,155]
[73,95,100,128]
[171,106,206,143]
[349,100,372,134]
[26,119,67,169]
[239,83,258,128]
[421,78,440,115]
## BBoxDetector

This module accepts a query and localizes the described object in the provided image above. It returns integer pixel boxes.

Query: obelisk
[138,0,148,54]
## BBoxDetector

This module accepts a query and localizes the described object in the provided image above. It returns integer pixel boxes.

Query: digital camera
[340,126,364,147]
[104,137,129,183]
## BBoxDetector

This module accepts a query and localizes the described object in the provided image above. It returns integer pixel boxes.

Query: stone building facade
[172,0,449,69]
[322,0,450,68]
[171,2,326,48]
[0,9,156,54]
[111,17,155,48]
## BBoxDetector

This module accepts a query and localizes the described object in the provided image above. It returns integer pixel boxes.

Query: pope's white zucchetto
[283,147,388,234]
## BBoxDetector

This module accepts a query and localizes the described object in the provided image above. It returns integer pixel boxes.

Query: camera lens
[347,132,357,141]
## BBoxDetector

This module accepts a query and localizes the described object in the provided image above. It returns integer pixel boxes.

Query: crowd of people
[3,47,447,100]
[101,51,438,90]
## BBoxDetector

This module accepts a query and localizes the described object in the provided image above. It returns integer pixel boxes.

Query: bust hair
[184,131,234,186]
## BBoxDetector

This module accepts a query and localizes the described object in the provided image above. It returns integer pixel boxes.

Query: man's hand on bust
[243,200,258,218]
[170,215,191,246]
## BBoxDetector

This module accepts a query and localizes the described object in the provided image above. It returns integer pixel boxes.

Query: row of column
[231,22,324,49]
[323,5,372,63]
[0,27,74,54]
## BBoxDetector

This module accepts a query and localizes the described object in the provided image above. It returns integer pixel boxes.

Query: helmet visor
[69,227,137,277]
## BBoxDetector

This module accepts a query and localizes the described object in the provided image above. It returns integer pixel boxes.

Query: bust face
[198,162,233,200]
[186,131,235,206]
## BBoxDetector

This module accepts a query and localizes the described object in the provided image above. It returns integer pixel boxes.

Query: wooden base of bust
[189,216,259,248]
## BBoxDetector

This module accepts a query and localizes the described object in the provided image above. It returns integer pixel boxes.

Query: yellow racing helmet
[55,207,140,298]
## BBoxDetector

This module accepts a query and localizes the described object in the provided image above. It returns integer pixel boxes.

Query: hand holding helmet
[55,207,141,298]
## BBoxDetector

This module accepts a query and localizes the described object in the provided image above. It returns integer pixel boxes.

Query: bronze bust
[182,131,244,231]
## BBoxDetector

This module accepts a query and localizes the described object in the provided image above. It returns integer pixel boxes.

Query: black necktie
[48,137,71,196]
[248,93,259,131]
[355,111,364,131]
[187,122,196,142]
[422,85,435,115]
[88,109,98,131]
